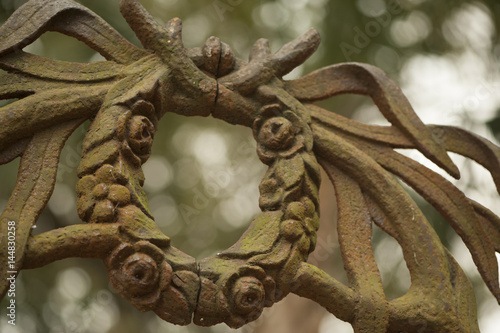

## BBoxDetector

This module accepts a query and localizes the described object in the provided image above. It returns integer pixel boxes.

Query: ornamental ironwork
[1,0,500,332]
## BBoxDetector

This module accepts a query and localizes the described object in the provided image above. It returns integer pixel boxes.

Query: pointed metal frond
[431,126,500,193]
[323,163,389,332]
[472,201,500,252]
[311,103,500,303]
[0,138,30,166]
[0,84,111,154]
[286,63,460,178]
[310,104,494,329]
[0,0,134,161]
[313,127,484,329]
[0,0,149,63]
[0,51,123,83]
[365,141,499,301]
[314,126,451,288]
[363,193,480,330]
[0,57,118,159]
[0,119,84,299]
[310,104,500,192]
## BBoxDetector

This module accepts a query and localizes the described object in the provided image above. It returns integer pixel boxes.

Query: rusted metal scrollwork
[0,0,499,331]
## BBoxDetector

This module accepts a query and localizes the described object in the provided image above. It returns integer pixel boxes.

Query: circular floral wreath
[87,93,321,327]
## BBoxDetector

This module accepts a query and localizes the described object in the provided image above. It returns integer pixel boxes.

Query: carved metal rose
[224,266,276,328]
[258,117,294,150]
[122,100,156,164]
[253,104,305,165]
[231,276,265,316]
[76,164,130,222]
[106,241,172,311]
[127,115,154,163]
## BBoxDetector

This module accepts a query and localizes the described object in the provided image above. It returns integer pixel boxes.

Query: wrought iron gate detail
[1,0,499,332]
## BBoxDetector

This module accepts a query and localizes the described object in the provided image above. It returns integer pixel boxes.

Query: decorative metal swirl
[0,0,499,332]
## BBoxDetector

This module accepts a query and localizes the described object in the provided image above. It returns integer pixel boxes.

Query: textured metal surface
[0,0,499,331]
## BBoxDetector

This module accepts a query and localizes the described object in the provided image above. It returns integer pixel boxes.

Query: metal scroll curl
[0,0,499,332]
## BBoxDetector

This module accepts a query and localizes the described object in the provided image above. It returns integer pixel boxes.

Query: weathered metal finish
[0,0,499,331]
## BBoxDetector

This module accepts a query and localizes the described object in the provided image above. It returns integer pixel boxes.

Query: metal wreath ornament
[1,0,500,331]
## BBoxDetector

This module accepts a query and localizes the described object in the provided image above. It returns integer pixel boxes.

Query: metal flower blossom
[107,241,173,311]
[0,0,499,332]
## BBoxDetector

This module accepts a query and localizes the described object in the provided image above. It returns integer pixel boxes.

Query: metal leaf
[0,138,30,165]
[471,201,500,252]
[287,63,460,178]
[312,108,500,303]
[0,0,148,63]
[0,72,66,99]
[322,163,389,332]
[0,52,123,83]
[219,211,283,258]
[312,104,500,193]
[0,85,109,154]
[432,126,500,193]
[362,143,500,302]
[313,125,453,290]
[363,193,481,330]
[0,119,83,299]
[310,103,407,146]
[275,153,305,189]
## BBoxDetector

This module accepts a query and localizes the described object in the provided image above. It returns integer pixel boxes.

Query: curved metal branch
[292,262,357,323]
[326,165,389,332]
[22,224,121,269]
[219,28,320,95]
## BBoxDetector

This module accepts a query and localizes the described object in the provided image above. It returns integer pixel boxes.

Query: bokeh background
[1,0,500,332]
